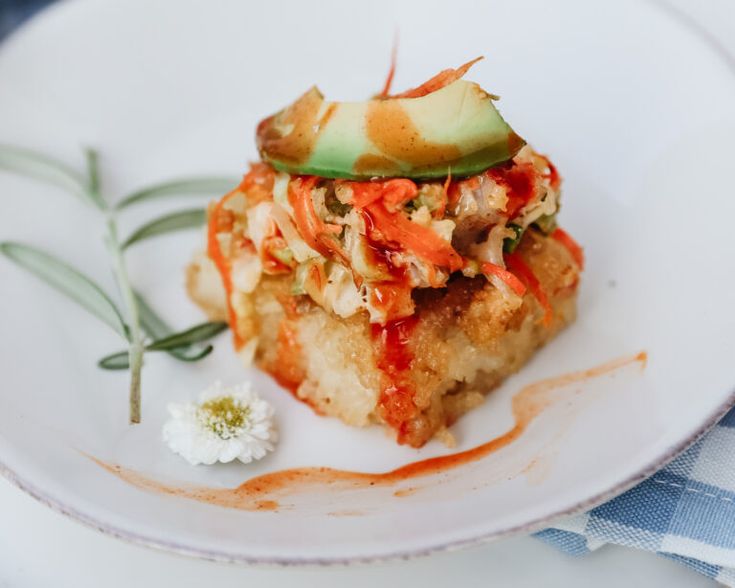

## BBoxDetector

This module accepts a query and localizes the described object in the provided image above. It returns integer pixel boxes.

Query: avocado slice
[256,80,524,180]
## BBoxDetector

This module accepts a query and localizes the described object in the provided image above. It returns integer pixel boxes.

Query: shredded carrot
[207,188,245,348]
[447,182,461,209]
[379,33,399,97]
[302,260,327,303]
[540,155,561,191]
[341,180,384,208]
[392,56,483,99]
[346,178,461,271]
[344,178,417,210]
[481,262,527,297]
[363,201,464,272]
[308,261,326,291]
[435,170,451,218]
[377,179,418,210]
[344,178,418,210]
[288,176,349,264]
[262,235,295,274]
[238,162,275,204]
[551,227,585,269]
[504,252,552,326]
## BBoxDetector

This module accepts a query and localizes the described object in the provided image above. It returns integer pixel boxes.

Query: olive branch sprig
[0,144,237,423]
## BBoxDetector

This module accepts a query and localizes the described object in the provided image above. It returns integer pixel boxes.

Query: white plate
[1,0,734,565]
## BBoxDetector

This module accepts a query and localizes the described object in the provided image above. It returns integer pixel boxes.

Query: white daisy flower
[163,381,277,466]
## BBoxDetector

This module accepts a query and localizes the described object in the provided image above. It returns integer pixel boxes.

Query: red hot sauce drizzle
[487,162,537,218]
[360,210,415,322]
[371,316,420,444]
[359,203,422,443]
[88,352,647,513]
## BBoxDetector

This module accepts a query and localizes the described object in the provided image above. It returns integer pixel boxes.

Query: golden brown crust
[187,229,580,447]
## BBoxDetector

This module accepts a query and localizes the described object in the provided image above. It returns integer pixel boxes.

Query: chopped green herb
[503,224,525,253]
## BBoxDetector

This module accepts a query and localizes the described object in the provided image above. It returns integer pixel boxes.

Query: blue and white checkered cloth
[538,408,735,585]
[3,1,735,585]
[0,0,52,42]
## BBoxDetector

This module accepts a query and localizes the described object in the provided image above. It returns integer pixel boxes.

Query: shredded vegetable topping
[206,143,577,340]
[481,262,527,297]
[203,61,584,344]
[207,187,244,347]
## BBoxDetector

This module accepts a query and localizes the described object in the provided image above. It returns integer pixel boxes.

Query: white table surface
[0,474,713,588]
[1,1,733,586]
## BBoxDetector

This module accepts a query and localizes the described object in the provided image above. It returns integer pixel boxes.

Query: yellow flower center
[198,396,250,439]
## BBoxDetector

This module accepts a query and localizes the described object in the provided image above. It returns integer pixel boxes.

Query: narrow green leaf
[98,300,224,369]
[122,208,206,250]
[0,242,128,339]
[135,292,218,362]
[0,144,99,208]
[146,321,228,351]
[84,148,107,209]
[98,351,131,370]
[135,292,170,340]
[116,177,238,210]
[98,343,215,370]
[167,343,215,362]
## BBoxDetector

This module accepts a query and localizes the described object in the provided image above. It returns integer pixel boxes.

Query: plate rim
[1,0,734,566]
[2,388,734,565]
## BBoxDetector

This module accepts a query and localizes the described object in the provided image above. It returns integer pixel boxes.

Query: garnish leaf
[503,223,524,254]
[0,242,129,339]
[98,316,224,369]
[84,148,107,209]
[135,292,219,362]
[135,292,170,340]
[98,351,131,370]
[97,344,214,370]
[98,344,215,370]
[116,177,237,210]
[0,145,100,208]
[122,208,206,250]
[146,321,229,351]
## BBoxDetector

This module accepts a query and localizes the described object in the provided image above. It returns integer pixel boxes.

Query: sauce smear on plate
[91,352,646,512]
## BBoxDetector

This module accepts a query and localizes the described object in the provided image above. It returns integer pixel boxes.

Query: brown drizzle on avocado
[256,87,324,166]
[365,100,462,167]
[353,153,401,176]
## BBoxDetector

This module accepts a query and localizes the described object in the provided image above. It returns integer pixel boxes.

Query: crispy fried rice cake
[187,59,584,447]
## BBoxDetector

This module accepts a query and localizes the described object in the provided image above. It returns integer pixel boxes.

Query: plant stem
[105,217,145,423]
[87,149,144,423]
